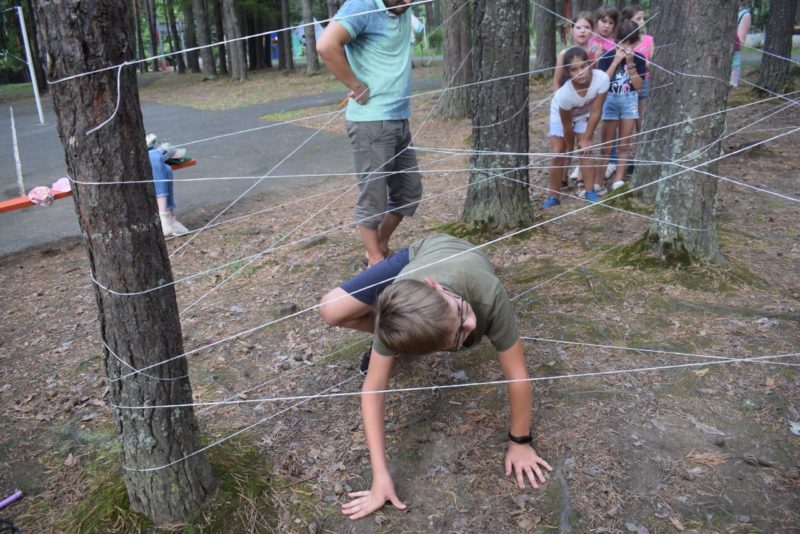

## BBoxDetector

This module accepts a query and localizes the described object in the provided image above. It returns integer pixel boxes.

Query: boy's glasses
[442,290,467,352]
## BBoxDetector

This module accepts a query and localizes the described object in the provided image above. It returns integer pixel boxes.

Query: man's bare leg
[359,212,403,267]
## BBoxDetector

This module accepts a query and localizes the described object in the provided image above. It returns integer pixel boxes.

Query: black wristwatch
[508,432,533,445]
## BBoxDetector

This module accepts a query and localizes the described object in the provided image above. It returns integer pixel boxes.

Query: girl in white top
[543,47,610,208]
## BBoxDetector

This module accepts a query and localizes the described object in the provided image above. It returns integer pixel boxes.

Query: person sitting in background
[147,134,189,237]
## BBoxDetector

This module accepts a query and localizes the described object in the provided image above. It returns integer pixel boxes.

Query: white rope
[111,351,800,410]
[121,373,362,472]
[522,337,800,368]
[103,122,800,381]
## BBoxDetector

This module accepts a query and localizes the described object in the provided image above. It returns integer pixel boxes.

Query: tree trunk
[281,0,294,70]
[635,0,735,264]
[133,0,148,72]
[440,0,472,119]
[165,0,186,73]
[183,1,201,72]
[193,0,217,77]
[574,0,603,12]
[222,0,247,81]
[533,0,556,78]
[757,0,798,93]
[212,0,228,75]
[247,13,258,70]
[463,0,532,232]
[254,13,266,69]
[32,0,217,524]
[326,0,341,21]
[145,0,160,71]
[302,0,320,74]
[424,1,440,29]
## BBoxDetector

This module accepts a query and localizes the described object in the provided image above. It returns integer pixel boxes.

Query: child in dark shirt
[597,19,646,191]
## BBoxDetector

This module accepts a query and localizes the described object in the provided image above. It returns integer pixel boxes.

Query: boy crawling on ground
[320,234,552,520]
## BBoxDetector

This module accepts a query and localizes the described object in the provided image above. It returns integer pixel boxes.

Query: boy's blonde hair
[375,280,452,356]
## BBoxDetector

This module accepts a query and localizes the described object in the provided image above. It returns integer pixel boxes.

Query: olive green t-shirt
[373,234,519,356]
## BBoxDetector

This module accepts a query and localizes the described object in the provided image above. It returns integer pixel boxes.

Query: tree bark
[222,0,247,81]
[463,0,532,232]
[533,0,556,78]
[165,0,186,73]
[193,0,217,77]
[326,0,341,21]
[440,0,472,119]
[302,0,321,74]
[32,0,217,524]
[212,0,228,75]
[424,1,440,29]
[634,0,735,264]
[281,0,294,70]
[574,0,603,12]
[757,0,798,93]
[133,0,148,72]
[183,1,201,72]
[145,0,159,71]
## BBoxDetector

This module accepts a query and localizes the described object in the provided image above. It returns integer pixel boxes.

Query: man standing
[317,0,422,266]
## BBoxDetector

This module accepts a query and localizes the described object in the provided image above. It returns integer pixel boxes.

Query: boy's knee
[319,289,346,326]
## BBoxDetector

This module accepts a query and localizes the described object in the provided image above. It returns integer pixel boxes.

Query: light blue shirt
[335,0,412,121]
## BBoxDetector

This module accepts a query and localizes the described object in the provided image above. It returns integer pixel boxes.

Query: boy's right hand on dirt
[341,475,407,520]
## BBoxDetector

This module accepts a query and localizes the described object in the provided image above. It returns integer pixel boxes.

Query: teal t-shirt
[373,234,520,356]
[335,0,412,121]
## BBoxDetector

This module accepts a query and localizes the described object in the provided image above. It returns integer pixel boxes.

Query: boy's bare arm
[496,339,553,489]
[341,349,407,519]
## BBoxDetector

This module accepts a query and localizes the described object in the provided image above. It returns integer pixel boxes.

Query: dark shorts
[340,248,411,305]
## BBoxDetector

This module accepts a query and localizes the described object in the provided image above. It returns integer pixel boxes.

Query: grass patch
[0,82,33,102]
[61,440,283,533]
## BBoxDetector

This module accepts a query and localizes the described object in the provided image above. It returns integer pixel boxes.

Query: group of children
[543,4,654,208]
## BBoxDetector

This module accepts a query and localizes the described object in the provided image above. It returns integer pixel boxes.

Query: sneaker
[585,190,601,203]
[159,213,174,236]
[170,218,190,236]
[593,184,607,196]
[604,163,617,179]
[577,187,586,199]
[359,346,372,375]
[542,196,561,209]
[611,180,626,191]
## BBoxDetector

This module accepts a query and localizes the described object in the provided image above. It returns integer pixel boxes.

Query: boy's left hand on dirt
[504,444,553,489]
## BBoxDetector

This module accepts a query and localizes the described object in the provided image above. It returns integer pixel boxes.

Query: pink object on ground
[0,489,22,510]
[27,186,54,206]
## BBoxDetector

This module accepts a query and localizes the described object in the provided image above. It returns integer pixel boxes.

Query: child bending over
[320,234,552,519]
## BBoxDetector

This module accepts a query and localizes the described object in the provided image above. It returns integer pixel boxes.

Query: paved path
[0,77,442,256]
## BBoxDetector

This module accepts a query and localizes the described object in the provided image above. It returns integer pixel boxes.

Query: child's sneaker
[593,183,607,196]
[585,190,601,203]
[159,213,174,236]
[611,180,626,191]
[577,187,586,199]
[604,163,617,179]
[569,166,580,180]
[542,197,561,209]
[170,218,190,236]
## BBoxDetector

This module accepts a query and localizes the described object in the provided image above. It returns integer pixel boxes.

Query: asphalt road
[0,77,440,256]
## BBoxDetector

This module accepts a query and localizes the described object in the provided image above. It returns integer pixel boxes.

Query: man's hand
[341,474,407,520]
[349,82,370,105]
[504,443,553,489]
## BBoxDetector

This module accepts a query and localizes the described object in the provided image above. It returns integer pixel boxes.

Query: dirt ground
[0,74,798,533]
